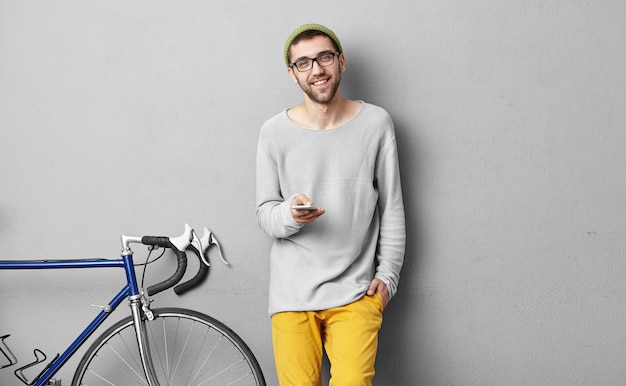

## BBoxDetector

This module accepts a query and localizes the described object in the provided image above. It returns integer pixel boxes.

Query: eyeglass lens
[293,52,337,72]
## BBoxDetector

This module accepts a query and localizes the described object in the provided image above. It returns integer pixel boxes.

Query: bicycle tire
[71,307,265,386]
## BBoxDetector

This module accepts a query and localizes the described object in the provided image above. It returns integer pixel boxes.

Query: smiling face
[288,35,345,105]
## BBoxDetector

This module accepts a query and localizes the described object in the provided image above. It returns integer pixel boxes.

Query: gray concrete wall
[1,1,625,384]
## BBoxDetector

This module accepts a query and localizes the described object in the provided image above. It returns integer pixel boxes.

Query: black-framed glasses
[289,52,340,72]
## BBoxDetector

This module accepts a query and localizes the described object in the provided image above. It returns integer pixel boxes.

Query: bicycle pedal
[47,379,62,385]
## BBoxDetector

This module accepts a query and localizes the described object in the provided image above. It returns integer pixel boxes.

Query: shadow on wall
[342,48,427,384]
[377,120,427,384]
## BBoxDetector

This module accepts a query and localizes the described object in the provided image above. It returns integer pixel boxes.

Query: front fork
[129,293,160,386]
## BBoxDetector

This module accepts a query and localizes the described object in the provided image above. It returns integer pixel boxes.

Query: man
[256,23,406,385]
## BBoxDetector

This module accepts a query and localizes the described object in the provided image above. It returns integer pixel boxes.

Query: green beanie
[284,23,343,67]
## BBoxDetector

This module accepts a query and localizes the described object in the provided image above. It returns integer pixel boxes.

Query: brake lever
[200,227,230,266]
[189,227,204,261]
[169,223,194,252]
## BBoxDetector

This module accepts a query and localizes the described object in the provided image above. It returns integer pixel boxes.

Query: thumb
[367,280,379,295]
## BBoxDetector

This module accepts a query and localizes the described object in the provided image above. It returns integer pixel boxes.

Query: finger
[292,209,324,225]
[299,208,324,219]
[367,280,379,295]
[291,194,312,207]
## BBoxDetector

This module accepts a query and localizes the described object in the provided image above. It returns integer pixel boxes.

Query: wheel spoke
[72,308,265,386]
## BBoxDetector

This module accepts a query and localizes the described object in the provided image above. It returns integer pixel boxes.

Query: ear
[339,53,346,73]
[288,67,299,84]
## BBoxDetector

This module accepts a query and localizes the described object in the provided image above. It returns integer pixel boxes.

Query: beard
[298,73,341,105]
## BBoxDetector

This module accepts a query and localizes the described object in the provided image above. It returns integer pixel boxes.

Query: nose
[311,59,324,74]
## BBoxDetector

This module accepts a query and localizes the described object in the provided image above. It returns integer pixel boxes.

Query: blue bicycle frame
[0,254,140,386]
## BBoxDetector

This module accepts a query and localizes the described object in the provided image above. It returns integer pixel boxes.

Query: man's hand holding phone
[291,194,325,225]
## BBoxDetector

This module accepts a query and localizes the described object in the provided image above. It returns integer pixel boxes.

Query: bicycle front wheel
[72,307,265,386]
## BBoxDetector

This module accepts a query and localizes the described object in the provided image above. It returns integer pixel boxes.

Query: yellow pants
[271,293,384,386]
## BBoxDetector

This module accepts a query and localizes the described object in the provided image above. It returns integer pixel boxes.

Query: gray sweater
[256,102,406,315]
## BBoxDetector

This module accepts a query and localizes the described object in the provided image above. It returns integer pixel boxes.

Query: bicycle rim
[72,307,265,386]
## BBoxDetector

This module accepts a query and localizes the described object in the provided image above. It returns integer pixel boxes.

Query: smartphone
[291,205,318,211]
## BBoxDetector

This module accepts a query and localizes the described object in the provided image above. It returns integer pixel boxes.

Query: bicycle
[0,224,266,386]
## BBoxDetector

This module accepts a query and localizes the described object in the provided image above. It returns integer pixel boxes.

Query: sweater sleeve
[256,146,303,239]
[373,133,406,298]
